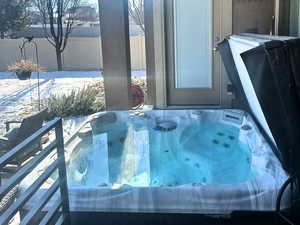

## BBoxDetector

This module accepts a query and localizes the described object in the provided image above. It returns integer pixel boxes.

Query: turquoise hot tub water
[67,111,257,187]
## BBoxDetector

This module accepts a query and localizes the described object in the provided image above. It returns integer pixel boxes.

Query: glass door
[166,0,221,105]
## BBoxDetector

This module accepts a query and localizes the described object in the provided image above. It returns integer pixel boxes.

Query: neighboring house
[68,5,99,22]
[30,11,44,25]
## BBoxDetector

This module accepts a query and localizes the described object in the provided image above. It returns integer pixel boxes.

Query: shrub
[44,87,105,121]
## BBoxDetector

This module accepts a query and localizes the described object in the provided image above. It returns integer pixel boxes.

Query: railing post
[55,119,71,225]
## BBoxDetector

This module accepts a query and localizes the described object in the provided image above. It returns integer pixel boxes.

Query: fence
[0,36,146,72]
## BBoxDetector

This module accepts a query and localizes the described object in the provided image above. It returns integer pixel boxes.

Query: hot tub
[21,33,299,214]
[20,109,288,214]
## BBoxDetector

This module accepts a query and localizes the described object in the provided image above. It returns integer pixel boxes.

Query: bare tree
[35,0,81,71]
[128,0,144,33]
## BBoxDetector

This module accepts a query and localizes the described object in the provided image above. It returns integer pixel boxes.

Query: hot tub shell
[20,109,288,214]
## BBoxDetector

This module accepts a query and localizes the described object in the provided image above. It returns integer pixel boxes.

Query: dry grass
[44,86,105,120]
[44,77,147,120]
[8,60,44,73]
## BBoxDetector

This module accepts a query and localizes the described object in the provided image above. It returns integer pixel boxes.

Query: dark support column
[278,0,291,35]
[144,0,156,105]
[99,0,132,110]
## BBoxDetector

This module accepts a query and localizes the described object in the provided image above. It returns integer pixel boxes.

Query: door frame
[165,0,221,106]
[146,0,233,109]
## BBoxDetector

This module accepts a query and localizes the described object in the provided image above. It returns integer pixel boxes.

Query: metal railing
[0,118,70,225]
[276,171,300,225]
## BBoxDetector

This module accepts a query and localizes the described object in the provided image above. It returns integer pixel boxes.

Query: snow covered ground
[0,70,146,135]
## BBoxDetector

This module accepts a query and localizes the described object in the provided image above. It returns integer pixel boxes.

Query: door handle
[214,36,220,52]
[213,46,219,52]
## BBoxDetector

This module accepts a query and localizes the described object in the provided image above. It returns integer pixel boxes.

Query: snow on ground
[0,70,146,135]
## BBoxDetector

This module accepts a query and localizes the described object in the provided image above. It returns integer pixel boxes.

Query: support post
[99,0,132,110]
[144,0,156,105]
[275,0,291,35]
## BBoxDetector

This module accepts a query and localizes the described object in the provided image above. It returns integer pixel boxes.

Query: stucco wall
[233,0,275,34]
[0,36,146,72]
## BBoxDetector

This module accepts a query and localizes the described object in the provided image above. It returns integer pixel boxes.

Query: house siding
[233,0,275,34]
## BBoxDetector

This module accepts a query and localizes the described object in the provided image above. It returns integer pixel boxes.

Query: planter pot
[16,71,32,80]
[131,85,144,108]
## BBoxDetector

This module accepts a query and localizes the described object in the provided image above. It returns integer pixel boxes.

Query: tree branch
[128,0,145,33]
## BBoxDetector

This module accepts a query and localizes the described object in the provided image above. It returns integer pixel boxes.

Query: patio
[0,0,300,224]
